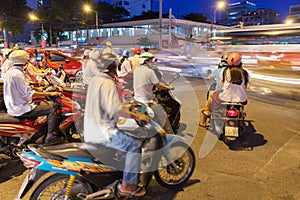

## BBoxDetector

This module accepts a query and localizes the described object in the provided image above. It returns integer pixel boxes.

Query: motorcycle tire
[30,174,93,200]
[154,142,195,189]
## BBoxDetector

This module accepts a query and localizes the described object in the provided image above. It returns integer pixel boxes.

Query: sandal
[118,184,146,198]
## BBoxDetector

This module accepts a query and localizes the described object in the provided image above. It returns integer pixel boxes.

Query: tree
[136,36,153,47]
[0,0,31,43]
[130,11,169,20]
[97,2,130,23]
[182,12,208,23]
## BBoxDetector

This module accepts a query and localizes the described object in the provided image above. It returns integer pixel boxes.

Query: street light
[285,16,300,25]
[84,4,99,36]
[29,14,46,48]
[213,1,226,24]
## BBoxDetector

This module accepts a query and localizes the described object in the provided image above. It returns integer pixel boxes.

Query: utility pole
[168,8,172,49]
[159,0,162,50]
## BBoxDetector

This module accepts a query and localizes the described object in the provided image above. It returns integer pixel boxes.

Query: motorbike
[153,72,182,134]
[16,103,195,200]
[209,102,247,144]
[0,92,83,158]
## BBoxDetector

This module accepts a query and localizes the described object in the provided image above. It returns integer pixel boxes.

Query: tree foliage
[181,12,208,23]
[0,0,31,37]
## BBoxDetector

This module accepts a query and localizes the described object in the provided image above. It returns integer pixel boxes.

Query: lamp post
[29,14,46,48]
[84,5,99,37]
[213,1,226,24]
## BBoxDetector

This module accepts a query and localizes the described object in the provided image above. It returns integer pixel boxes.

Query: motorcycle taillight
[19,156,41,168]
[227,109,239,117]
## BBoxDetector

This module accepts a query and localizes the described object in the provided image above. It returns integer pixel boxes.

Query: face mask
[30,57,36,64]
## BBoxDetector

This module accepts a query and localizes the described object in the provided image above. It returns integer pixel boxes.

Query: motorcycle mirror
[169,73,180,85]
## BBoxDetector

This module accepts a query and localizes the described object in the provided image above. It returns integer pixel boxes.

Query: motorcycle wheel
[75,70,83,83]
[65,122,82,142]
[30,174,93,200]
[154,142,195,189]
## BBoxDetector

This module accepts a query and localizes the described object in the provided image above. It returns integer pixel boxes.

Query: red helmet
[134,47,141,55]
[227,52,242,66]
[26,48,35,54]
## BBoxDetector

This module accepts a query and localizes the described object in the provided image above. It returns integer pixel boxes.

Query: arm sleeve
[15,73,34,102]
[150,69,160,85]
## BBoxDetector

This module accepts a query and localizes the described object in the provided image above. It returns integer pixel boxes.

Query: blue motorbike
[16,103,195,200]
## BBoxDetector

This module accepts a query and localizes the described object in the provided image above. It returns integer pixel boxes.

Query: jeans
[20,104,58,134]
[100,130,142,185]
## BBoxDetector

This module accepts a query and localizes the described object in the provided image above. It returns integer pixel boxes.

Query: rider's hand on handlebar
[135,112,150,124]
[48,91,60,96]
[167,85,174,90]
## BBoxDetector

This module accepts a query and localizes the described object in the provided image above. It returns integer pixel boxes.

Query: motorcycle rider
[117,49,132,77]
[3,50,64,145]
[84,53,149,197]
[129,47,142,70]
[199,54,228,127]
[102,40,117,55]
[133,52,175,134]
[201,52,249,118]
[82,49,101,86]
[1,48,13,80]
[25,48,48,86]
[40,50,51,69]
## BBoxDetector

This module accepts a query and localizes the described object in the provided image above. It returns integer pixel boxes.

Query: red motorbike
[0,93,83,158]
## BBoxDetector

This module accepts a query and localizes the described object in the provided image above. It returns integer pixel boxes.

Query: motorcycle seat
[0,113,37,123]
[36,143,123,162]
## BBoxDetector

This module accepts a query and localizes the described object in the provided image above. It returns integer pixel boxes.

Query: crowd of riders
[0,40,249,198]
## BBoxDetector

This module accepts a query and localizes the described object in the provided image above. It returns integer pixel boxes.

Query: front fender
[163,134,186,154]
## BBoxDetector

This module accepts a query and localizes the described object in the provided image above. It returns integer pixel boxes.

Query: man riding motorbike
[3,50,64,145]
[84,53,150,197]
[133,52,175,134]
[82,49,101,86]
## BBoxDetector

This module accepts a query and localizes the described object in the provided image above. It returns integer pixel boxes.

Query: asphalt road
[0,75,299,200]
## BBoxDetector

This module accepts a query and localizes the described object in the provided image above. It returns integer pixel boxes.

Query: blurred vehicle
[36,49,83,82]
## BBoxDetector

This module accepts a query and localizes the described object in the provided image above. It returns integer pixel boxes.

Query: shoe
[198,112,209,127]
[118,183,146,198]
[44,135,65,145]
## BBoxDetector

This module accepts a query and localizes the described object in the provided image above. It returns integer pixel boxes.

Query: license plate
[225,126,239,137]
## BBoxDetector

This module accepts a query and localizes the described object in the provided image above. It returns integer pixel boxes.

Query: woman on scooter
[199,52,249,126]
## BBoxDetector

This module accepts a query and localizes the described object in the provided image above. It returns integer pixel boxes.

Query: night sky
[102,0,299,20]
[151,0,299,20]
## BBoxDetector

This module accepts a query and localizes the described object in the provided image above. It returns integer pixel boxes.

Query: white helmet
[2,48,12,58]
[106,41,112,47]
[89,50,101,61]
[139,52,157,64]
[9,50,29,65]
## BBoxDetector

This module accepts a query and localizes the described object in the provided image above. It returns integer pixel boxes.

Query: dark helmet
[98,53,118,72]
[221,54,228,62]
[218,54,228,68]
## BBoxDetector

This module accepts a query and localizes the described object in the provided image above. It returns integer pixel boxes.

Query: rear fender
[17,169,47,199]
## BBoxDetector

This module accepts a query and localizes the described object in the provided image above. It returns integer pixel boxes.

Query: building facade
[221,0,257,26]
[242,8,281,26]
[289,5,300,23]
